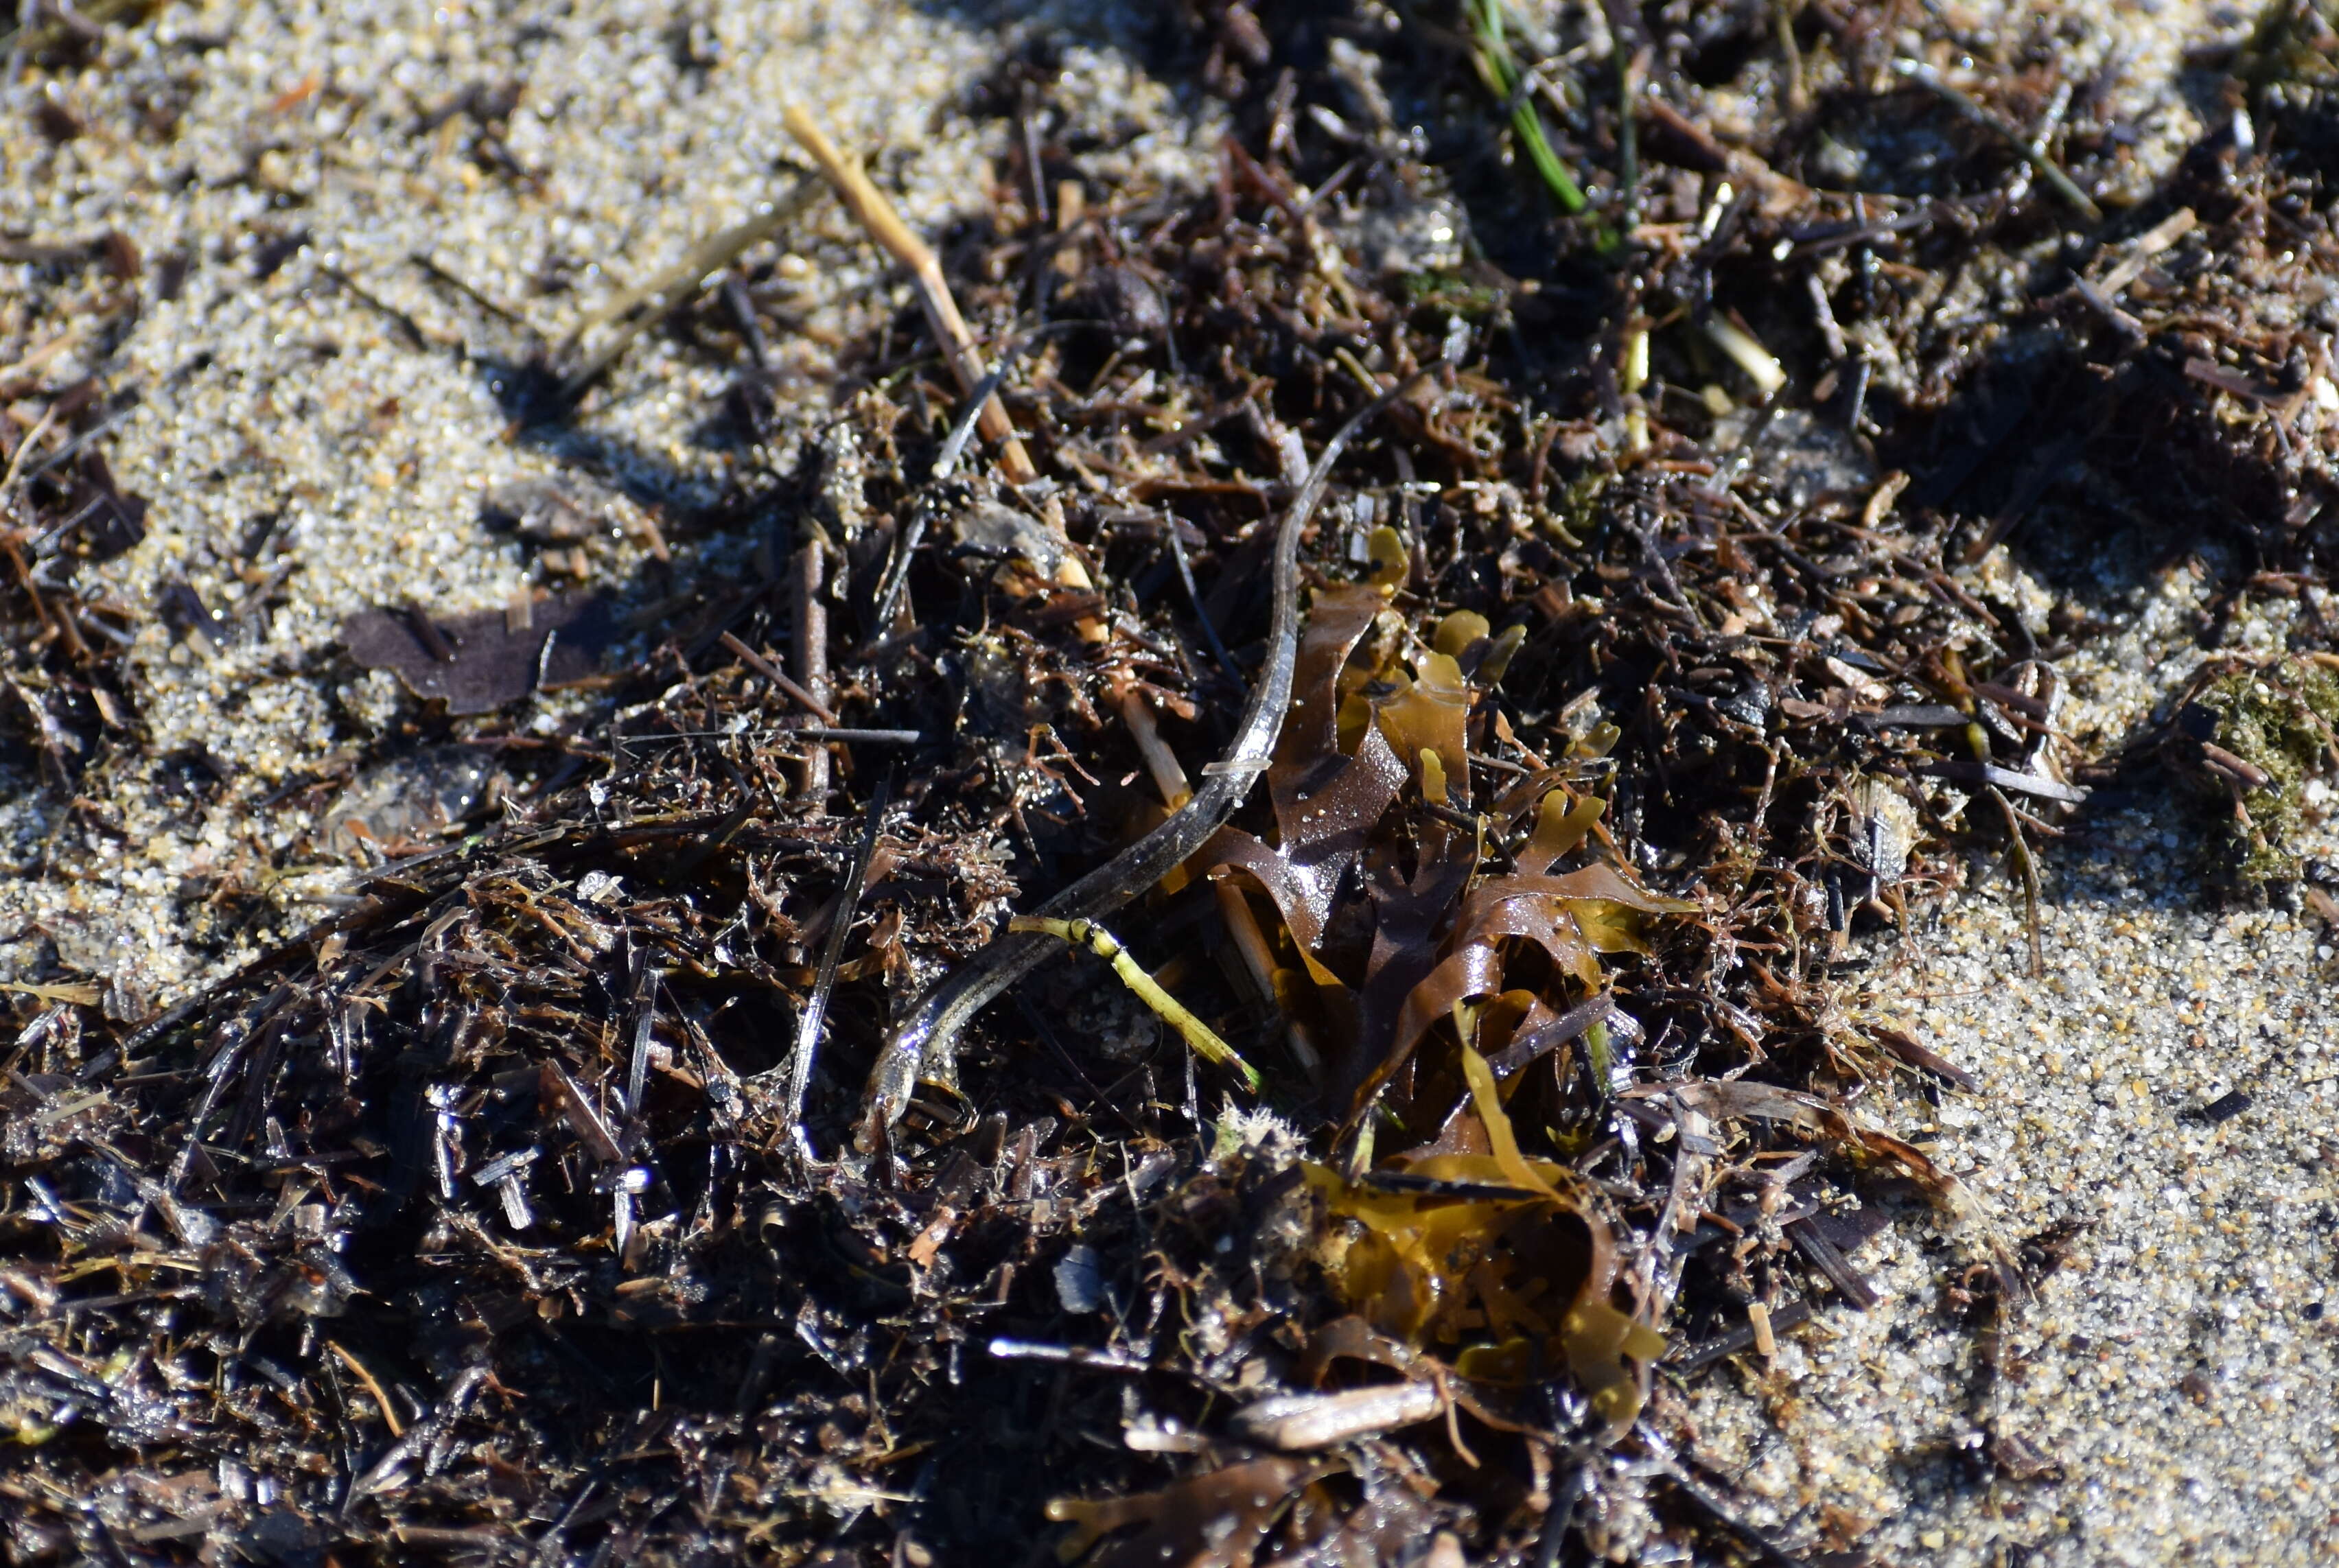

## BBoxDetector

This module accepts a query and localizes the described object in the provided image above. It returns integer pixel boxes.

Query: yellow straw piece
[783,106,1036,484]
[1008,916,1261,1092]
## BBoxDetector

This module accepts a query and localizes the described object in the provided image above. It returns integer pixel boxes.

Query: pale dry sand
[1668,548,2339,1567]
[1,0,1209,1005]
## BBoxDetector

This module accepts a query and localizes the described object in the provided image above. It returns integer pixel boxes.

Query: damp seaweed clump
[13,1,2339,1565]
[2167,655,2339,885]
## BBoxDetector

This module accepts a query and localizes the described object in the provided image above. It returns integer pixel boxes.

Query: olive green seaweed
[2182,657,2339,884]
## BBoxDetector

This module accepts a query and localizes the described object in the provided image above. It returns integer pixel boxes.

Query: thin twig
[1985,784,2045,976]
[16,396,139,487]
[555,183,817,400]
[932,362,1007,480]
[0,400,62,501]
[1165,526,1237,677]
[325,1341,406,1437]
[622,951,658,1119]
[1650,1453,1818,1568]
[717,630,838,723]
[870,508,927,633]
[1892,59,2101,223]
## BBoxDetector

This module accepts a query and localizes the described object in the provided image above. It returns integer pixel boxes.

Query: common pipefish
[855,380,1422,1150]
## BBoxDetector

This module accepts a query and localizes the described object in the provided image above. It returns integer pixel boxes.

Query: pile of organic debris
[6,3,2339,1565]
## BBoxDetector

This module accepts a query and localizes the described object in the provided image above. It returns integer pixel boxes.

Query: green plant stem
[1471,1,1588,215]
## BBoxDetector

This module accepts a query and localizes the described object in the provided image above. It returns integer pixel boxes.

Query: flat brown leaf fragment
[341,591,617,713]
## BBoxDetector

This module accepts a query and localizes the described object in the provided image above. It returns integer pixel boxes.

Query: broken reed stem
[1775,0,1809,115]
[1212,878,1321,1081]
[783,105,1038,484]
[0,330,80,393]
[1746,1300,1776,1359]
[1110,675,1192,810]
[0,400,62,500]
[793,544,833,808]
[2305,885,2339,933]
[555,183,817,401]
[2096,207,2196,295]
[1703,316,1786,401]
[1038,493,1109,644]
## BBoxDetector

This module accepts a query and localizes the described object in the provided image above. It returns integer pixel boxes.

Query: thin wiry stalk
[1468,0,1589,215]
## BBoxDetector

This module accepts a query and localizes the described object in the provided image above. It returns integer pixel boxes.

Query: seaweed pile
[5,3,2339,1564]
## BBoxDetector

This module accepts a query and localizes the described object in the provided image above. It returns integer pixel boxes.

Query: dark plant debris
[6,3,2339,1565]
[341,592,622,717]
[2,281,150,793]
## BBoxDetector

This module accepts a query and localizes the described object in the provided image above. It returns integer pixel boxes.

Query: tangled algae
[2168,655,2339,883]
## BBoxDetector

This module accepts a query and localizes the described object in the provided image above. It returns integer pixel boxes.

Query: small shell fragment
[1850,775,1919,887]
[949,500,1069,583]
[323,745,500,856]
[1229,1381,1441,1451]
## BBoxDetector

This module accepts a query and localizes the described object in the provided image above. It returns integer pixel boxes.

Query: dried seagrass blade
[782,105,1036,484]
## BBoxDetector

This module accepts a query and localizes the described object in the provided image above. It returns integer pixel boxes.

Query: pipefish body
[854,382,1419,1150]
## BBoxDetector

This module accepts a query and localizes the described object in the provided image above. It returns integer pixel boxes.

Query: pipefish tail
[855,378,1424,1151]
